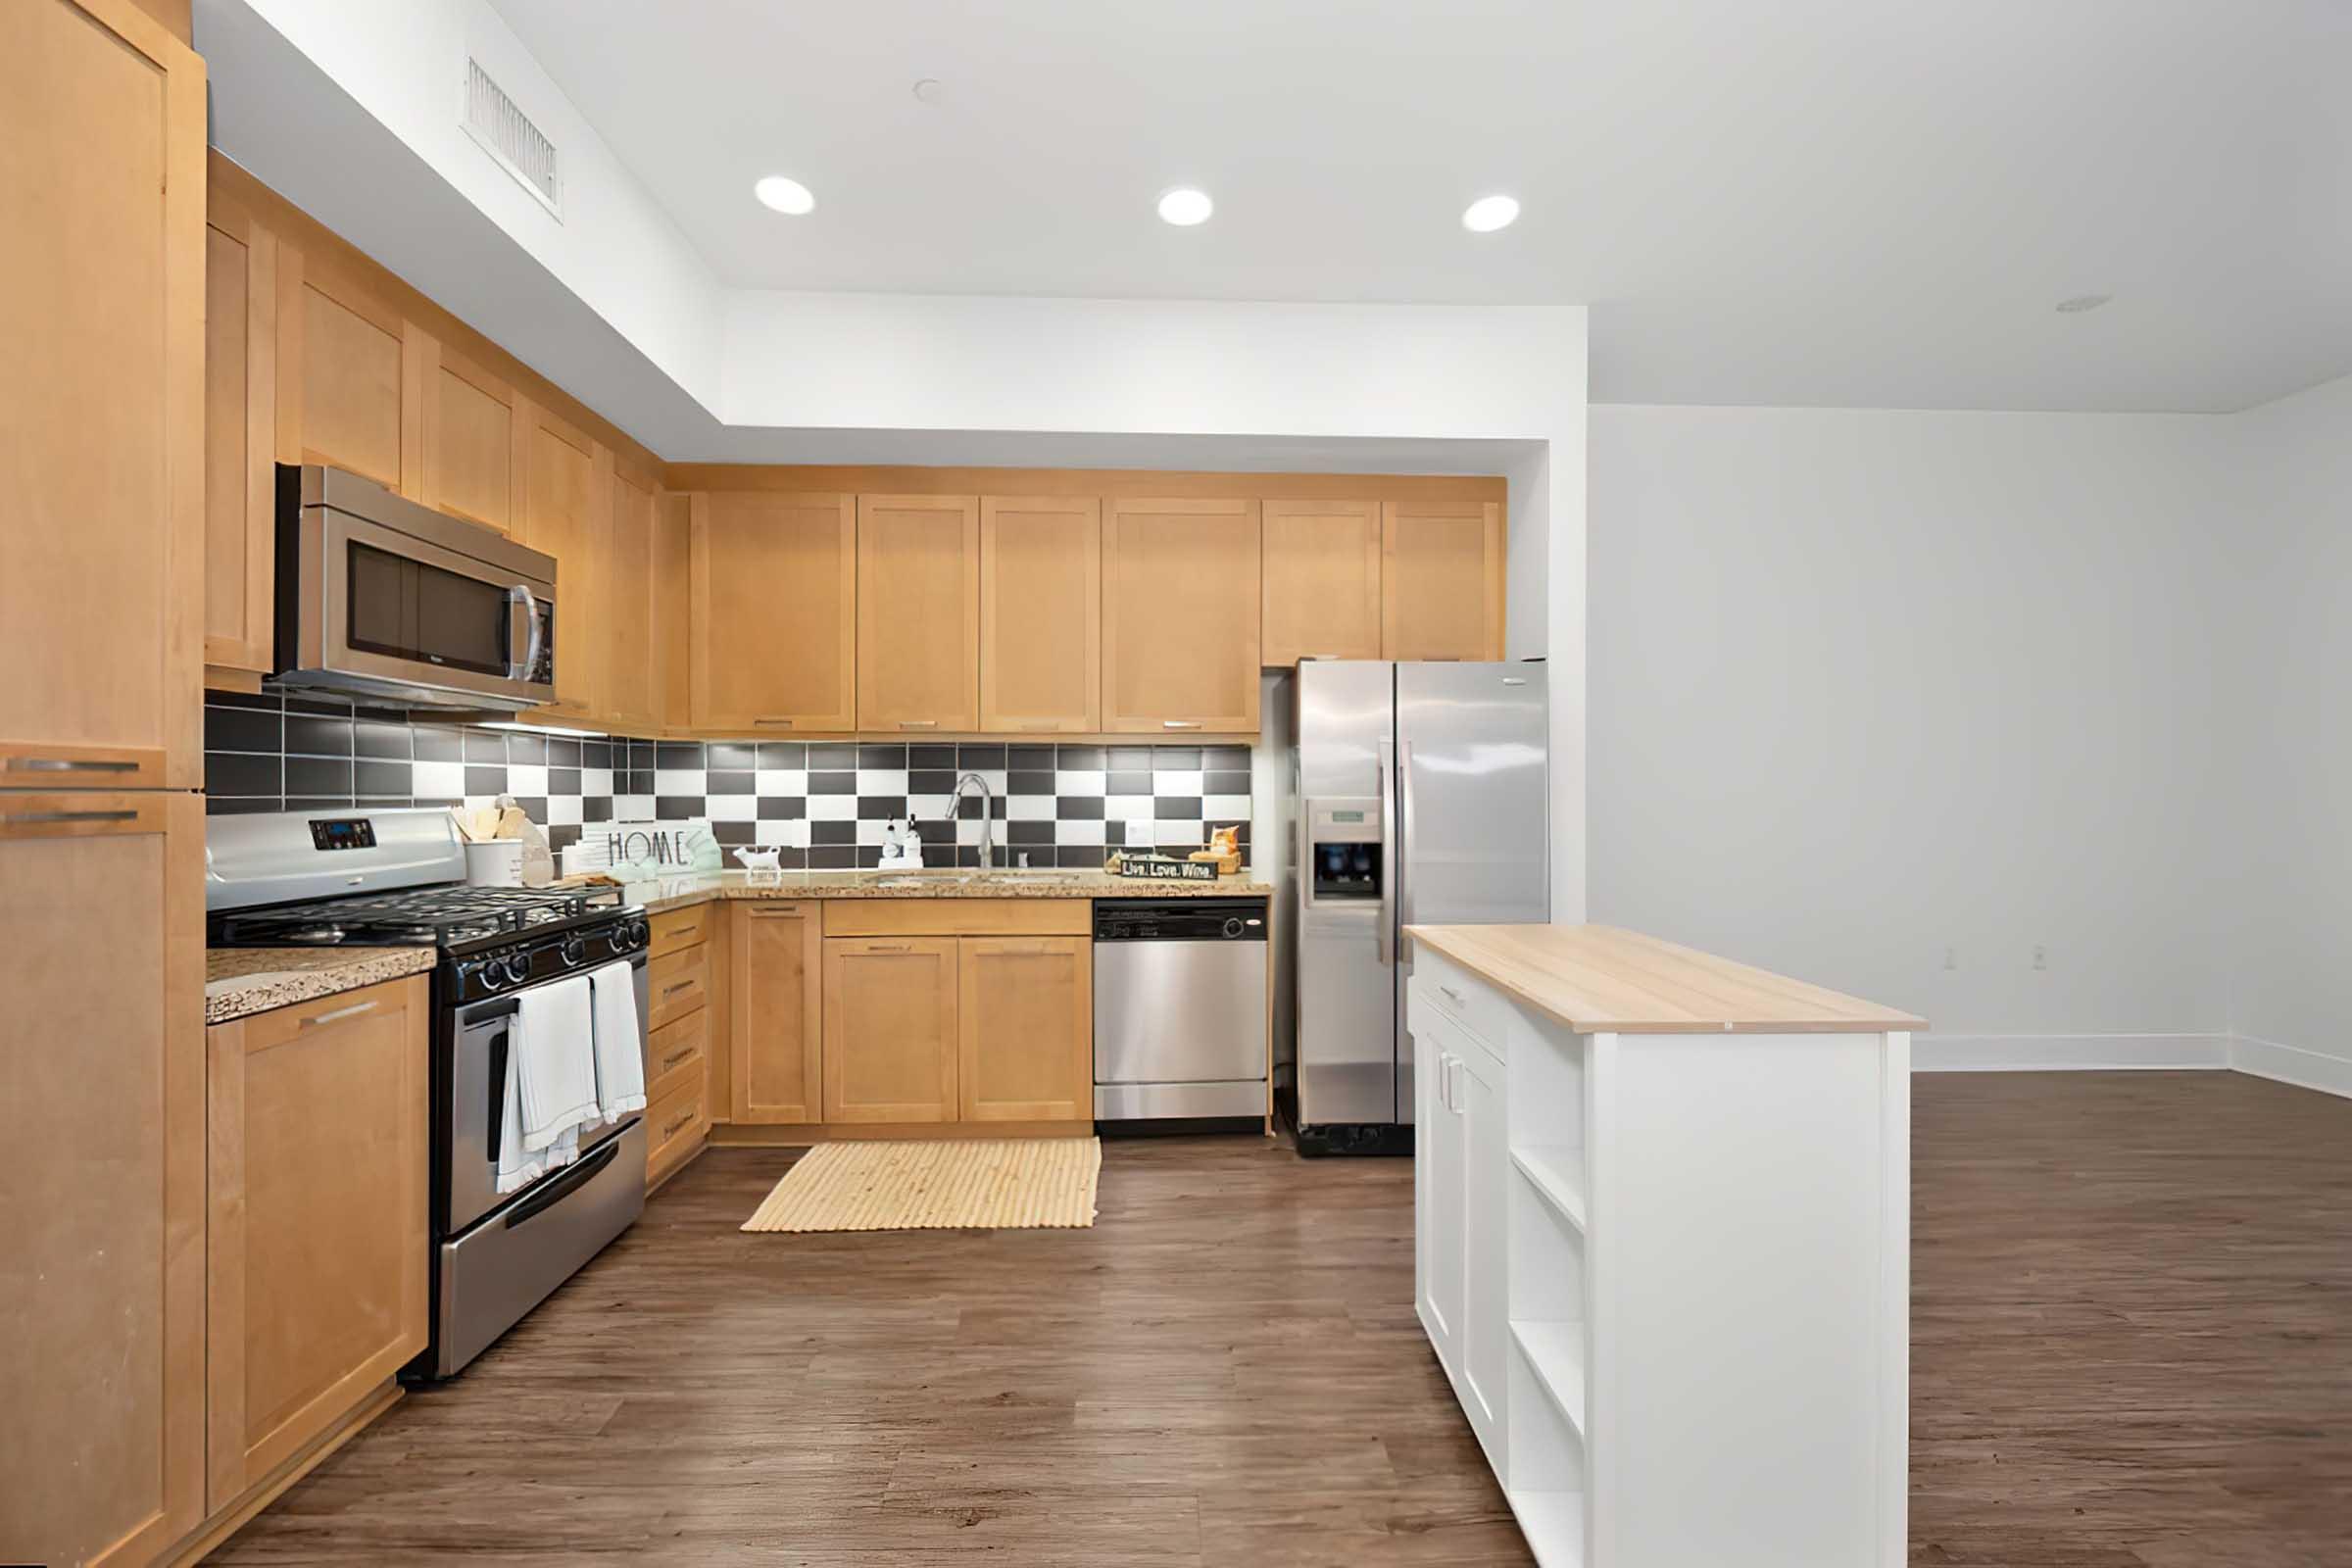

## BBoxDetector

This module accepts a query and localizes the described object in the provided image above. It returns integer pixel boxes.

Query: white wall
[1587,404,2238,1049]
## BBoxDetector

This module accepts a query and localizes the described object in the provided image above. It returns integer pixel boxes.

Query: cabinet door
[1418,1044,1464,1379]
[1457,1037,1508,1459]
[823,938,957,1123]
[419,341,522,536]
[857,494,979,733]
[1381,500,1504,662]
[1,0,203,789]
[279,245,423,499]
[204,211,278,676]
[205,975,428,1508]
[978,496,1101,734]
[652,492,693,731]
[691,492,858,733]
[603,466,659,733]
[1102,498,1262,734]
[957,936,1092,1122]
[1261,499,1381,665]
[0,792,204,1567]
[516,404,602,720]
[731,903,822,1124]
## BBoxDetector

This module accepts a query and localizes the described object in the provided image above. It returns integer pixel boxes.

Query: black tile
[353,719,412,760]
[354,760,412,797]
[656,796,704,820]
[811,821,856,847]
[710,821,756,848]
[1150,747,1201,770]
[1055,796,1105,820]
[1055,745,1107,769]
[204,705,280,754]
[508,797,549,824]
[582,797,613,820]
[770,847,809,870]
[954,795,989,820]
[629,740,657,769]
[1005,745,1055,769]
[1058,847,1111,869]
[913,819,956,847]
[285,757,352,796]
[548,824,583,857]
[707,769,755,796]
[282,695,354,716]
[657,742,704,769]
[627,771,655,797]
[956,744,1006,769]
[1105,821,1127,847]
[908,769,957,797]
[355,796,412,810]
[462,730,507,764]
[285,796,356,811]
[857,744,906,768]
[506,732,549,764]
[757,797,807,820]
[808,771,856,796]
[205,796,279,815]
[548,737,585,767]
[906,744,956,770]
[1107,770,1152,797]
[855,847,885,869]
[205,688,280,712]
[953,847,982,868]
[548,768,582,796]
[707,742,759,771]
[465,765,507,797]
[1153,796,1203,819]
[353,704,414,724]
[1108,747,1154,771]
[582,740,613,770]
[1203,745,1251,768]
[1206,770,1252,796]
[1006,770,1054,797]
[1006,821,1054,846]
[808,847,858,870]
[858,796,909,821]
[413,726,463,763]
[284,714,355,757]
[757,741,808,767]
[808,743,858,770]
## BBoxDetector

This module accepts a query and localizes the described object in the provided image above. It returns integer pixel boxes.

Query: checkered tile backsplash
[203,691,1252,871]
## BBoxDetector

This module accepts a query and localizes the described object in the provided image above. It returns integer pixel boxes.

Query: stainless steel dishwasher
[1093,897,1269,1124]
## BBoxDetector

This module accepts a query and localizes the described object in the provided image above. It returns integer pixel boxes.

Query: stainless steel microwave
[275,465,557,713]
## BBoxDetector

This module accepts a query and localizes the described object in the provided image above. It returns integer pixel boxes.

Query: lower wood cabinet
[958,936,1093,1123]
[646,904,719,1187]
[822,936,960,1123]
[204,974,429,1511]
[730,901,822,1124]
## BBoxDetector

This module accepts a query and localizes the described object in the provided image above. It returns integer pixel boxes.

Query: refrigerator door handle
[1397,739,1416,933]
[1377,739,1396,964]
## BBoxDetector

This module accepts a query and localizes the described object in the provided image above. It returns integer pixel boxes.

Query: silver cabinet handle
[1160,720,1202,729]
[660,979,696,998]
[302,999,378,1028]
[1440,984,1465,1006]
[7,757,138,772]
[2,808,139,825]
[863,943,912,953]
[754,717,796,728]
[898,720,939,729]
[661,1045,697,1070]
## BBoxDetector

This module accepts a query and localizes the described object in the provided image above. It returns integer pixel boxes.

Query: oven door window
[345,541,513,677]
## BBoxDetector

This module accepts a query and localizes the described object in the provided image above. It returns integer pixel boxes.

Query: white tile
[507,763,549,796]
[656,768,702,796]
[808,793,857,822]
[1204,795,1252,824]
[413,760,465,799]
[756,768,808,797]
[1153,820,1205,848]
[856,768,907,796]
[582,766,614,797]
[905,794,953,823]
[1006,795,1054,821]
[1152,769,1203,798]
[956,816,983,847]
[1056,818,1106,847]
[614,795,654,821]
[856,816,888,846]
[462,794,498,815]
[546,795,583,827]
[1105,795,1155,823]
[1054,769,1106,797]
[782,819,811,850]
[706,795,757,823]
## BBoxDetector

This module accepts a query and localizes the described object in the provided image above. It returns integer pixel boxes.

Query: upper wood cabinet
[418,341,522,536]
[979,496,1101,734]
[0,792,205,1568]
[1261,499,1382,666]
[957,936,1093,1123]
[652,492,693,731]
[204,975,427,1511]
[279,246,423,499]
[1102,498,1262,734]
[856,495,979,732]
[1382,500,1505,662]
[823,937,958,1123]
[2,0,204,790]
[603,466,660,733]
[203,209,279,679]
[691,492,858,733]
[516,404,602,719]
[731,903,823,1124]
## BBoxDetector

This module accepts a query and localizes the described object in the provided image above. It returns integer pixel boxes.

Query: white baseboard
[2229,1034,2352,1101]
[1912,1034,2231,1073]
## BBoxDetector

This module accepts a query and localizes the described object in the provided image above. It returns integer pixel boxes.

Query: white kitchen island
[1401,923,1924,1568]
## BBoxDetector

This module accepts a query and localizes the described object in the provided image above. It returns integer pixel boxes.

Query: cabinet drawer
[1411,947,1510,1055]
[646,1073,708,1182]
[822,898,1090,938]
[647,944,708,1030]
[649,902,713,958]
[647,1008,709,1106]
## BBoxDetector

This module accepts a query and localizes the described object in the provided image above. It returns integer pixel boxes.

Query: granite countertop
[612,867,1275,913]
[205,947,438,1026]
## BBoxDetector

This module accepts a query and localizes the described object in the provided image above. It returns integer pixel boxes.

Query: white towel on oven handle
[588,959,647,1121]
[514,974,602,1154]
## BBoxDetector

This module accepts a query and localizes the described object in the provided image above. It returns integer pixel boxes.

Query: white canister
[464,839,525,888]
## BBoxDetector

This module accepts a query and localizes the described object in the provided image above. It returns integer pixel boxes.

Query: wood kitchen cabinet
[0,792,205,1568]
[418,340,524,536]
[603,463,661,733]
[957,936,1094,1123]
[857,495,979,732]
[204,204,280,679]
[652,492,694,731]
[1102,498,1262,734]
[279,244,424,500]
[978,496,1102,733]
[823,937,960,1123]
[646,904,719,1187]
[691,492,858,733]
[204,975,428,1510]
[1262,499,1383,665]
[517,403,603,721]
[731,902,824,1125]
[2,0,204,790]
[1382,500,1505,662]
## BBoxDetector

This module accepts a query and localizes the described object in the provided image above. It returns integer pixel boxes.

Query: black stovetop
[209,881,628,956]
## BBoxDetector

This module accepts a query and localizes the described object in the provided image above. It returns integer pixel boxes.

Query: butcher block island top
[1403,922,1925,1034]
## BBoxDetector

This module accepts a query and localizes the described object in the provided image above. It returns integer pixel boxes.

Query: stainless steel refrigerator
[1270,661,1549,1153]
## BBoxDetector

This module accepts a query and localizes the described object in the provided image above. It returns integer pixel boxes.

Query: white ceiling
[488,0,2351,415]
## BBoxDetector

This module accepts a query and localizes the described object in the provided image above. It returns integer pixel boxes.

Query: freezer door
[1293,662,1401,1126]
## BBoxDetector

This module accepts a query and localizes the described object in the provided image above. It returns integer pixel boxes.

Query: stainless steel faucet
[949,770,996,869]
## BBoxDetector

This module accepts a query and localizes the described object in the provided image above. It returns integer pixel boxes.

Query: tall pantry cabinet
[0,4,209,1568]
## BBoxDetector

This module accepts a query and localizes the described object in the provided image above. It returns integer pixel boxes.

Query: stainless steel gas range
[206,808,651,1378]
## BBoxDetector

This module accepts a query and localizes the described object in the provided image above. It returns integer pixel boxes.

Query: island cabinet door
[731,902,823,1124]
[1418,1036,1466,1379]
[957,936,1093,1123]
[205,974,429,1511]
[1455,1034,1508,1464]
[824,937,959,1123]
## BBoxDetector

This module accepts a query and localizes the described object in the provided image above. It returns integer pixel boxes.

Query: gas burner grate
[211,882,619,950]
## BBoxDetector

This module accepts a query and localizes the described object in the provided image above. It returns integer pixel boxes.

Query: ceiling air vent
[462,57,562,220]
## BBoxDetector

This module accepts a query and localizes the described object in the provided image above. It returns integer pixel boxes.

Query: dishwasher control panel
[1094,899,1267,943]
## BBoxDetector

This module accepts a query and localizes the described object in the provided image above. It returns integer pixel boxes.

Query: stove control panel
[308,817,378,852]
[449,910,651,1004]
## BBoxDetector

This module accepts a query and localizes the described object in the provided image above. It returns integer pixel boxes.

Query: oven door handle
[508,584,544,682]
[484,1027,510,1168]
[505,1136,619,1229]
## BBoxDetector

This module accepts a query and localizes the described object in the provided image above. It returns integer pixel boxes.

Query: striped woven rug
[741,1138,1102,1232]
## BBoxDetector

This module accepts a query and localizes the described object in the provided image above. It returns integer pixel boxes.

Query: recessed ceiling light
[1462,194,1521,233]
[753,174,815,216]
[911,77,944,105]
[2055,294,2111,314]
[1157,187,1213,226]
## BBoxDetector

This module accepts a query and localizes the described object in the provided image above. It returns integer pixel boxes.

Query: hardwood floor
[208,1072,2352,1565]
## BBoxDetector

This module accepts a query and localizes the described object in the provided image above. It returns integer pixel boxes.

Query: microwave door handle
[509,584,543,680]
